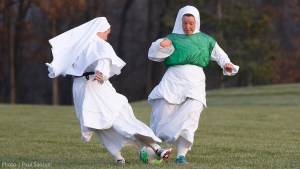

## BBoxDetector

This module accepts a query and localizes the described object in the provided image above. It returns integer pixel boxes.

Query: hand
[93,72,103,81]
[224,63,234,73]
[160,39,172,48]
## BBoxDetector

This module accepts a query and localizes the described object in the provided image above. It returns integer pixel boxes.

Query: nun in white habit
[46,17,172,165]
[148,6,239,164]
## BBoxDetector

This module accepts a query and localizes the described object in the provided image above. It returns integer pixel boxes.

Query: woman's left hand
[93,72,103,81]
[224,63,234,73]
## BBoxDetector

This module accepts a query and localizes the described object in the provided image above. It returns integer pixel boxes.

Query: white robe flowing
[70,38,161,148]
[73,74,161,146]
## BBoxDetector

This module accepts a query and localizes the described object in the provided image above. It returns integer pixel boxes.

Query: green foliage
[0,83,300,168]
[214,2,280,85]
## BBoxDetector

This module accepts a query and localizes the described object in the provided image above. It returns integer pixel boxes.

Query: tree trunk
[117,0,134,56]
[217,0,225,89]
[146,0,169,94]
[9,17,16,103]
[6,0,32,103]
[51,19,59,105]
[146,0,153,95]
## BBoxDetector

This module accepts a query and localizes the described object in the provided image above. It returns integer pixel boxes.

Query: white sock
[148,142,161,151]
[176,137,190,158]
[134,134,161,151]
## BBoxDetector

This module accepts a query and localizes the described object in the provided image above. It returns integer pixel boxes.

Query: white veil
[172,5,200,34]
[46,17,120,78]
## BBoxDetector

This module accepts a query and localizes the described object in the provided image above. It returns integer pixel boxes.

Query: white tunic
[147,39,239,146]
[148,39,239,107]
[71,39,161,144]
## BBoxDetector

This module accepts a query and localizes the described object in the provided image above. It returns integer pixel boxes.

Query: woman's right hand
[160,39,172,48]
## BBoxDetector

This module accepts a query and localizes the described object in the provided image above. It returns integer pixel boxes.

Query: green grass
[0,83,300,169]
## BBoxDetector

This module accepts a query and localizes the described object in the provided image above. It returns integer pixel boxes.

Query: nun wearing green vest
[147,6,239,164]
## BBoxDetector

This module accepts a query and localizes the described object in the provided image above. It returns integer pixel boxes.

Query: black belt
[75,72,95,80]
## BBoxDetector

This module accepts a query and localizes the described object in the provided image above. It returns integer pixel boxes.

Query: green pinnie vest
[164,32,216,68]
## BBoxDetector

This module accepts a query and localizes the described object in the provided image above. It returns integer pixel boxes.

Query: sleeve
[210,42,239,76]
[94,59,111,81]
[148,39,174,62]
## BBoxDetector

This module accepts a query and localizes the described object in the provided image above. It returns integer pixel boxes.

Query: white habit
[148,6,239,149]
[46,17,161,155]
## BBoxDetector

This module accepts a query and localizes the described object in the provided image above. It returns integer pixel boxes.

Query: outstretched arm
[210,43,239,76]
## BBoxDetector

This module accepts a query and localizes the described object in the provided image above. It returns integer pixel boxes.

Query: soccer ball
[139,146,163,164]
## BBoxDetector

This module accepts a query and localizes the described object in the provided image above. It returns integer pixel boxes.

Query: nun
[46,17,172,165]
[148,6,239,164]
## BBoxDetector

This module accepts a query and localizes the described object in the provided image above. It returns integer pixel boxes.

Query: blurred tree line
[0,0,299,105]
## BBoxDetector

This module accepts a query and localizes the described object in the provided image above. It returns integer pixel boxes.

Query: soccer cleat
[116,159,126,165]
[175,155,188,164]
[155,148,173,159]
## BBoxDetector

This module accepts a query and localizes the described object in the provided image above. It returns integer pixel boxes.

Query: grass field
[0,83,299,169]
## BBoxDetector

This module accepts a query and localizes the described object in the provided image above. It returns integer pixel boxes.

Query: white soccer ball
[139,146,163,164]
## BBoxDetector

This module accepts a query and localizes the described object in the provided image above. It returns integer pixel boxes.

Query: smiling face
[96,28,111,41]
[182,14,196,35]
